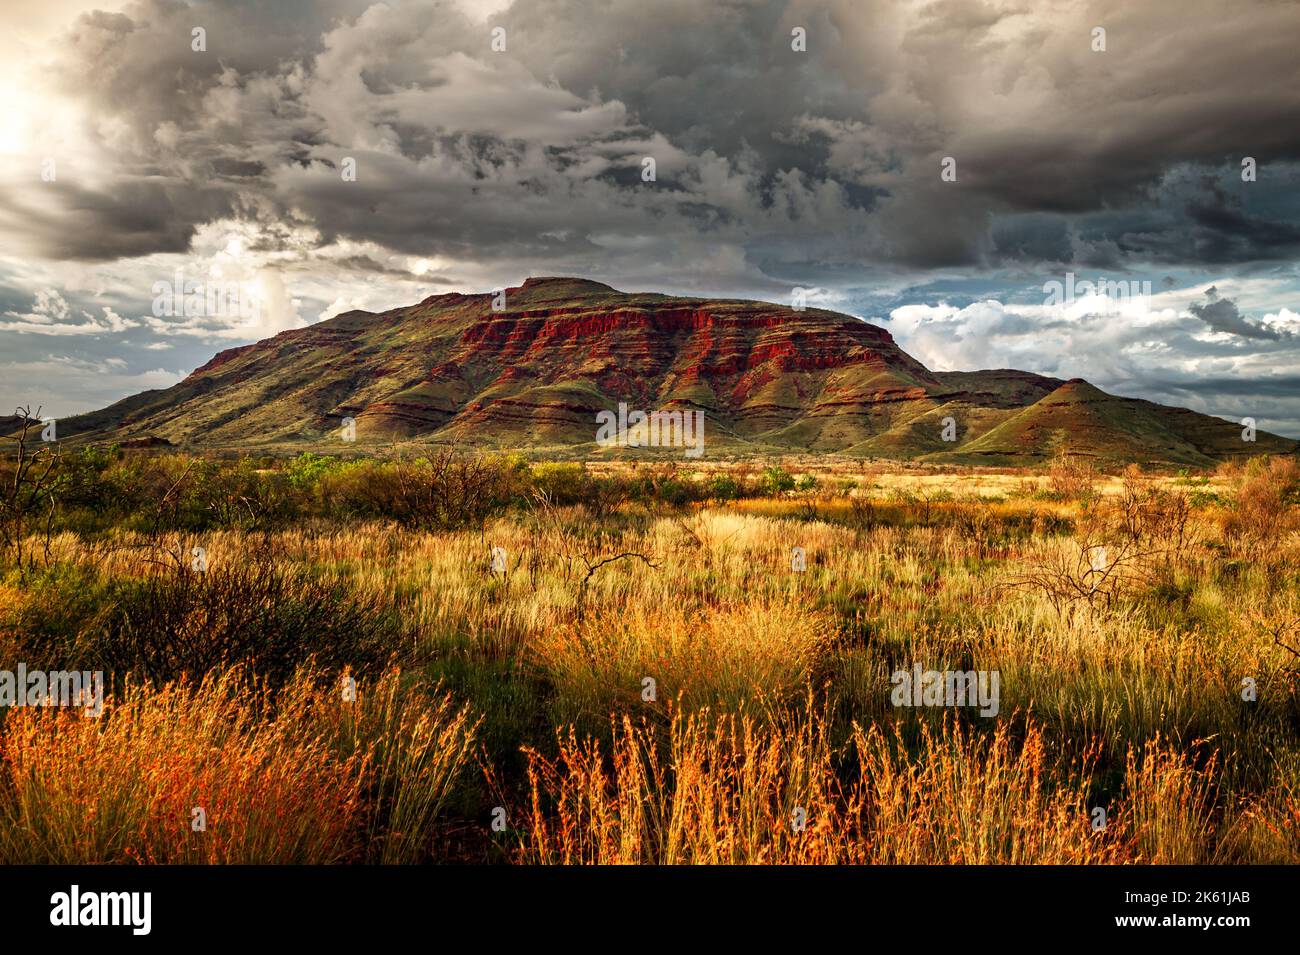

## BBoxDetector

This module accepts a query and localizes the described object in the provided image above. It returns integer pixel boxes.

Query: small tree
[1047,447,1098,502]
[763,465,796,495]
[0,406,61,573]
[391,447,515,531]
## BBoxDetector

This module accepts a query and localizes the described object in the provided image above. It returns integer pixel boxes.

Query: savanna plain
[1,435,1298,865]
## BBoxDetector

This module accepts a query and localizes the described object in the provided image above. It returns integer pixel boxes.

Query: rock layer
[56,277,1296,465]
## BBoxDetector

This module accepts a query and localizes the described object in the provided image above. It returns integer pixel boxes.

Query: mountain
[53,277,1296,465]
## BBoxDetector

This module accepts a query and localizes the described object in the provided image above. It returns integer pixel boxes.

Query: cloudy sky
[2,0,1298,435]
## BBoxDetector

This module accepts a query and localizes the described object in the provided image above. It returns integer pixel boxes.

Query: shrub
[77,561,396,686]
[1111,467,1194,564]
[794,474,819,493]
[531,463,589,504]
[0,411,60,572]
[285,451,344,489]
[1046,448,1098,502]
[187,458,290,530]
[763,465,796,495]
[1222,456,1300,559]
[387,451,521,530]
[707,474,742,502]
[317,459,399,519]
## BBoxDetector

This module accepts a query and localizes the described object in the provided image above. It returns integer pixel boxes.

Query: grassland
[0,443,1297,864]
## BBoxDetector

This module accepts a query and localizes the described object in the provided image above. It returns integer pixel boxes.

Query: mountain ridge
[50,277,1297,465]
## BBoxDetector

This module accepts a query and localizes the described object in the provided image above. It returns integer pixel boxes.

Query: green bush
[286,452,344,489]
[763,466,796,494]
[708,474,742,501]
[531,463,589,504]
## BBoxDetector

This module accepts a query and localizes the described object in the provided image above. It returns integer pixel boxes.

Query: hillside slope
[52,277,1296,464]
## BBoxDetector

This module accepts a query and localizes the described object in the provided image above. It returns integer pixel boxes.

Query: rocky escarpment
[53,277,1298,464]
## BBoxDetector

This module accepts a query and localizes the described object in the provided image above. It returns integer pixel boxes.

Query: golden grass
[1,460,1296,864]
[517,705,1124,864]
[533,598,834,721]
[0,666,478,864]
[1122,738,1217,864]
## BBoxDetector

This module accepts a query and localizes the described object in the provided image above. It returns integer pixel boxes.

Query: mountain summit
[58,278,1295,464]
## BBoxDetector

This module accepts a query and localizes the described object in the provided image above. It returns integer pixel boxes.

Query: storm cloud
[0,0,1297,433]
[1189,289,1286,341]
[4,0,1298,272]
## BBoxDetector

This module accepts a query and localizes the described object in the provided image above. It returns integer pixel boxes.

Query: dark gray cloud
[5,0,1299,273]
[1189,288,1285,340]
[1,0,1298,435]
[0,175,227,261]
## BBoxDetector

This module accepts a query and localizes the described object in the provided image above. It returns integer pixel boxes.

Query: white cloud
[886,287,1300,436]
[0,355,185,418]
[0,291,139,334]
